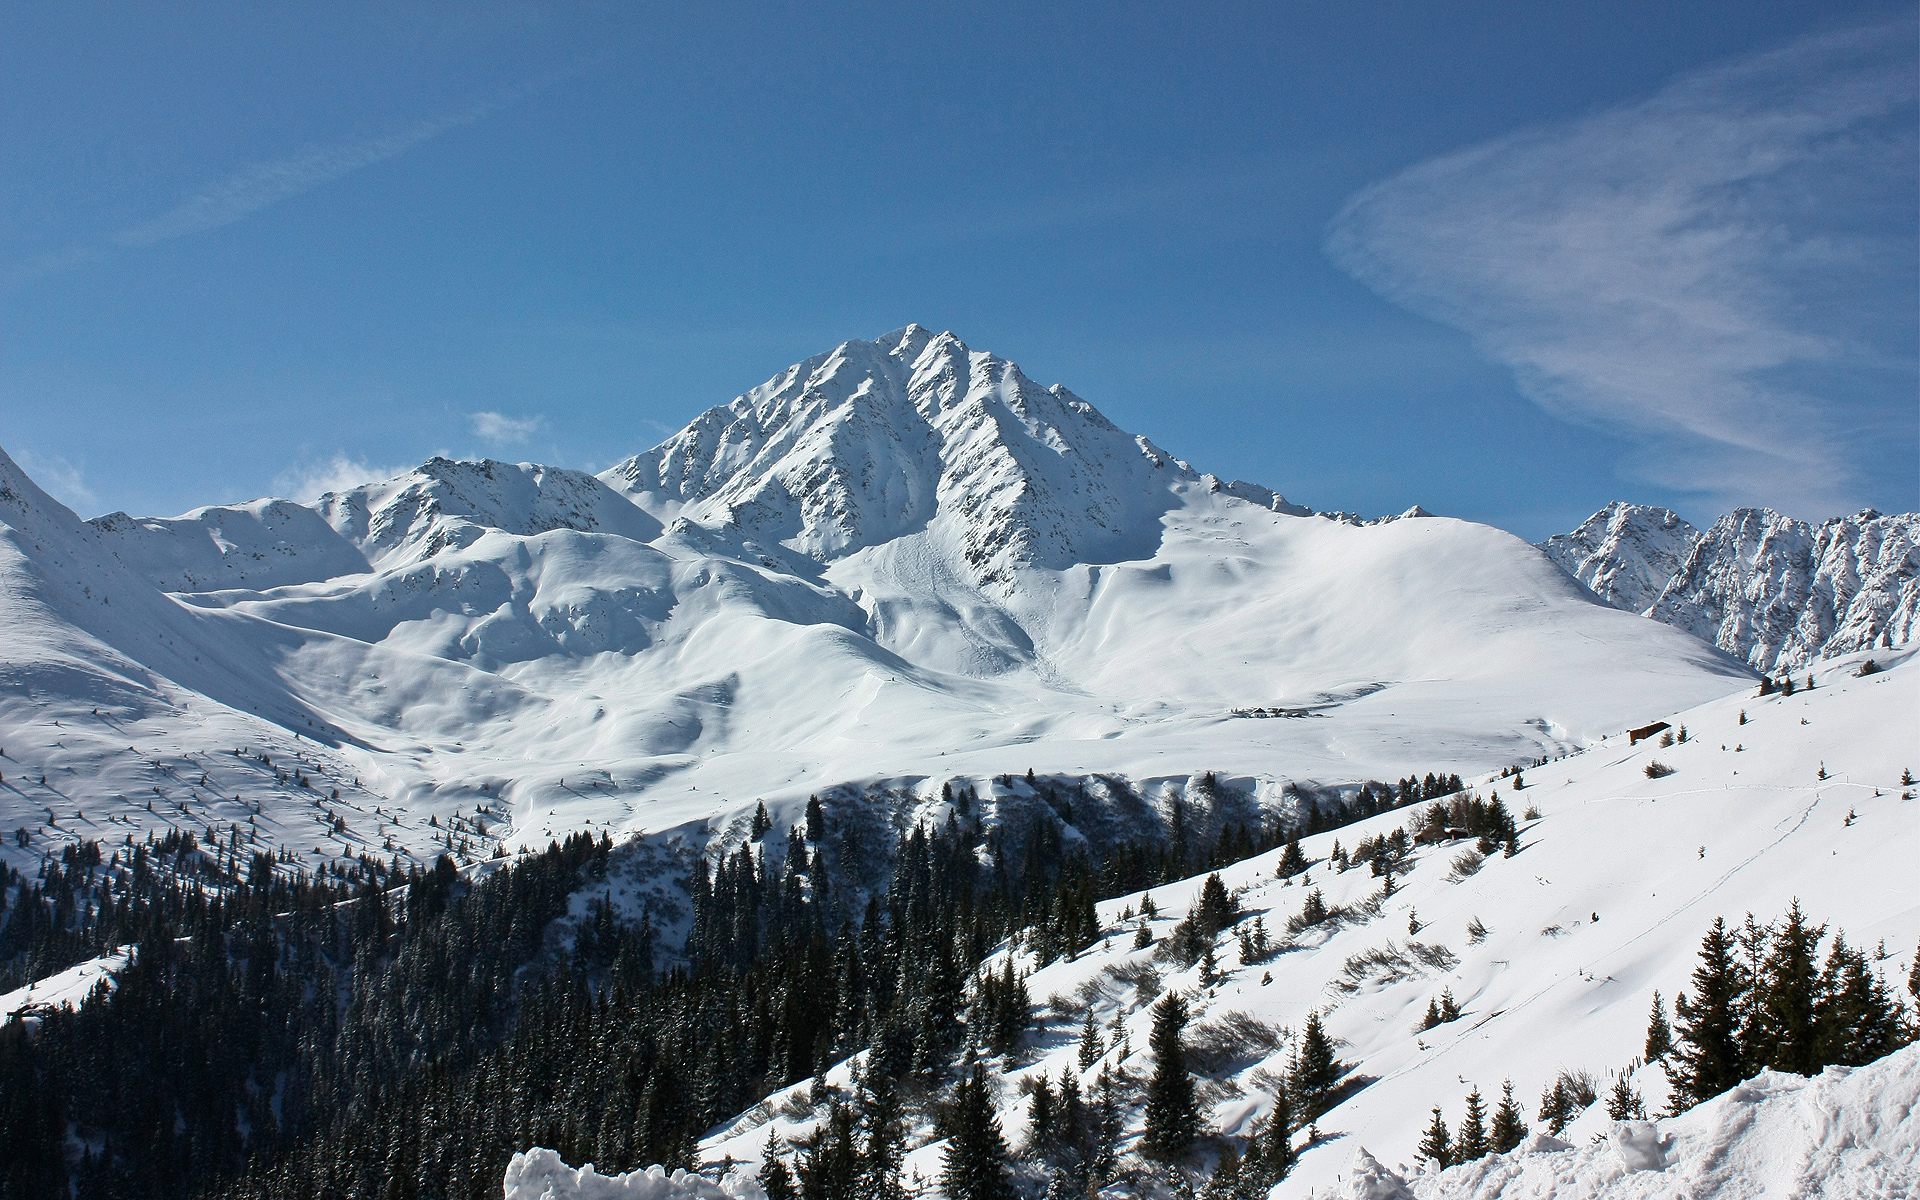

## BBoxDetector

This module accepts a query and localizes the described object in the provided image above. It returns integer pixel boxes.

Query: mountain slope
[1,330,1753,892]
[695,650,1920,1196]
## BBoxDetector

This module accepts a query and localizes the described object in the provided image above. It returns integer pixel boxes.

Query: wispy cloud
[272,452,417,501]
[468,410,545,445]
[112,103,498,249]
[14,449,99,514]
[1326,23,1917,517]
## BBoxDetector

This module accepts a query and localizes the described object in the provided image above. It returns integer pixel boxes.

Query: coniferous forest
[4,767,1422,1200]
[7,762,1911,1200]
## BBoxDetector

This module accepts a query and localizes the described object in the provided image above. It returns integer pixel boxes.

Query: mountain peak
[601,329,1267,585]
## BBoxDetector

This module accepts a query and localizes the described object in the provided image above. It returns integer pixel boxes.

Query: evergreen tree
[1606,1074,1646,1120]
[1240,1094,1295,1190]
[1415,1106,1453,1168]
[805,796,826,842]
[1276,837,1307,879]
[1288,1010,1340,1123]
[1645,991,1673,1062]
[1754,900,1825,1074]
[1813,936,1906,1067]
[1488,1081,1526,1153]
[940,1064,1013,1200]
[1666,917,1748,1107]
[1455,1088,1488,1160]
[1537,1080,1573,1136]
[1422,996,1441,1031]
[759,1136,796,1200]
[1078,1009,1104,1070]
[1141,991,1200,1161]
[1438,988,1461,1022]
[1134,921,1153,950]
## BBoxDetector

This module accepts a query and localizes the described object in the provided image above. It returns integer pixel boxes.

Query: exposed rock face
[1541,504,1919,673]
[1538,502,1699,616]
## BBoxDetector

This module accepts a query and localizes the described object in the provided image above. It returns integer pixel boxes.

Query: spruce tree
[1606,1074,1645,1120]
[1755,900,1825,1074]
[941,1064,1013,1200]
[1455,1088,1488,1160]
[1141,991,1200,1161]
[1537,1080,1572,1136]
[1645,991,1673,1062]
[1078,1009,1104,1070]
[1666,917,1748,1107]
[1488,1081,1526,1153]
[1242,1093,1295,1189]
[1288,1010,1340,1123]
[1416,1106,1453,1168]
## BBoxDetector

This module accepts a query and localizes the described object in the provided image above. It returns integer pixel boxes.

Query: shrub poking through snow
[1645,761,1676,778]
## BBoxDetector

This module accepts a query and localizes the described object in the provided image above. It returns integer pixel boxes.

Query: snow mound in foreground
[502,1149,765,1200]
[1323,1044,1920,1200]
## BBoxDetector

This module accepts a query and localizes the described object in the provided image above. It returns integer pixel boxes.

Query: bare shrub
[1108,961,1162,1001]
[1446,848,1485,882]
[1188,1010,1284,1075]
[1334,940,1459,992]
[1644,761,1675,779]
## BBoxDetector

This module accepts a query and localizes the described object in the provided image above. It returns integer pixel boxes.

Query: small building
[1628,721,1671,746]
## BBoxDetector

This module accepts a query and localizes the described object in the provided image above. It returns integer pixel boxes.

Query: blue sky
[1,2,1912,539]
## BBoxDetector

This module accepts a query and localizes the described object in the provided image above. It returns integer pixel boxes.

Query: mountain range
[3,325,1801,883]
[1538,501,1919,675]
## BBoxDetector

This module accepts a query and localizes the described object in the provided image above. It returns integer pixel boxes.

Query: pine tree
[1488,1081,1526,1153]
[805,796,826,842]
[1438,988,1461,1022]
[1299,889,1328,927]
[1025,1076,1057,1153]
[1134,921,1152,949]
[1141,990,1200,1161]
[1666,917,1748,1107]
[1755,900,1825,1074]
[1422,996,1442,1031]
[1813,936,1906,1067]
[1455,1088,1488,1160]
[941,1064,1014,1200]
[1644,991,1673,1062]
[1276,837,1307,879]
[1606,1073,1645,1120]
[1078,1009,1104,1070]
[1240,1094,1295,1190]
[1199,943,1220,987]
[1537,1079,1572,1136]
[1288,1010,1340,1123]
[1416,1105,1453,1168]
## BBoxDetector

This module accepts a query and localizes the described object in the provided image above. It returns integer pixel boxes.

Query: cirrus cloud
[1326,22,1917,517]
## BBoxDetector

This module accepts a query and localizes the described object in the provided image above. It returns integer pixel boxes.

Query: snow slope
[1,329,1751,896]
[1540,503,1919,673]
[1316,1042,1920,1199]
[694,650,1919,1197]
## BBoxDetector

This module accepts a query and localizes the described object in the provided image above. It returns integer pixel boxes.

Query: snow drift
[502,1149,764,1200]
[1317,1042,1920,1200]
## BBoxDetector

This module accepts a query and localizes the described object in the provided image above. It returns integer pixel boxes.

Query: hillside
[691,648,1919,1196]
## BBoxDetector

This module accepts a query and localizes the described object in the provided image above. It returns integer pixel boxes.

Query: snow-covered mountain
[2,328,1752,888]
[1536,502,1699,615]
[695,649,1920,1198]
[1540,503,1919,674]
